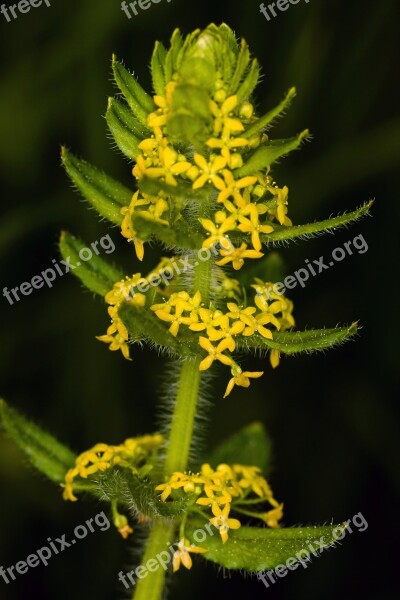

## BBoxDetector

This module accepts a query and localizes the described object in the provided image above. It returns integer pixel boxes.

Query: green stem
[133,257,212,600]
[131,521,175,600]
[163,357,201,475]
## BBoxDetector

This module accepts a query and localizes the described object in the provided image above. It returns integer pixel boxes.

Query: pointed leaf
[98,468,189,518]
[261,201,373,243]
[139,175,208,203]
[228,39,250,95]
[186,519,346,572]
[0,399,75,484]
[207,423,272,473]
[151,41,167,97]
[235,130,309,177]
[237,324,358,354]
[112,55,154,126]
[59,231,123,296]
[61,148,132,225]
[236,59,260,104]
[243,87,297,139]
[131,212,202,249]
[106,98,142,160]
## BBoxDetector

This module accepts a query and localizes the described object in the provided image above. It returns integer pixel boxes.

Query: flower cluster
[156,462,283,549]
[151,282,294,396]
[96,274,146,360]
[117,46,292,266]
[62,433,163,502]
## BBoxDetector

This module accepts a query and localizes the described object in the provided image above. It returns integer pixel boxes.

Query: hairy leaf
[59,231,123,296]
[235,130,309,177]
[112,55,154,125]
[0,399,75,484]
[106,98,142,160]
[262,201,373,243]
[243,87,297,139]
[237,324,358,354]
[61,148,132,225]
[186,519,346,572]
[131,212,202,249]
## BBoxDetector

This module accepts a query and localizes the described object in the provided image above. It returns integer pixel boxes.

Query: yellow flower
[270,348,281,369]
[234,465,274,499]
[198,337,234,371]
[209,504,241,544]
[210,95,244,135]
[260,503,284,528]
[192,154,227,190]
[145,146,192,186]
[199,213,236,249]
[268,184,292,226]
[96,331,131,361]
[206,315,244,351]
[238,205,274,252]
[217,170,258,205]
[224,370,264,398]
[189,308,218,334]
[153,302,196,337]
[225,303,256,326]
[172,539,207,572]
[216,242,263,270]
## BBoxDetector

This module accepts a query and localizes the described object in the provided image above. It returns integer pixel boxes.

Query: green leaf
[207,422,272,473]
[186,519,346,572]
[236,59,260,104]
[59,231,123,296]
[237,324,358,354]
[131,212,202,249]
[139,175,208,203]
[261,201,373,243]
[61,148,132,225]
[0,399,75,484]
[106,98,142,160]
[151,41,167,97]
[235,130,309,177]
[164,29,184,83]
[228,39,250,95]
[243,87,297,139]
[112,55,154,126]
[98,468,188,518]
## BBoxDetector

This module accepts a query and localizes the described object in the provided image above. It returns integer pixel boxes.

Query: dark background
[1,0,399,598]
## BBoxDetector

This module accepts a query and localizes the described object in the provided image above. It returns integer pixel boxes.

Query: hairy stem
[133,257,212,600]
[131,521,175,600]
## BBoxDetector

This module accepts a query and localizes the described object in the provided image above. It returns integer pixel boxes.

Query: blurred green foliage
[0,0,398,599]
